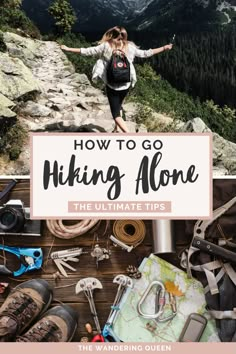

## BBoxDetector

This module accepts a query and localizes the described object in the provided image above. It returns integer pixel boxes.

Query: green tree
[48,0,77,34]
[0,0,40,37]
[0,0,22,8]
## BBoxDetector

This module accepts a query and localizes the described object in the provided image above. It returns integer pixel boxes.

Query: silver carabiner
[156,292,177,322]
[137,281,166,319]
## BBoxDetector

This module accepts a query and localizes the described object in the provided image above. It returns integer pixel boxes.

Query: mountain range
[22,0,236,34]
[128,0,236,33]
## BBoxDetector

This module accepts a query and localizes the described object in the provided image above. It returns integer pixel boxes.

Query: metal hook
[156,292,177,322]
[137,281,166,320]
[137,281,177,323]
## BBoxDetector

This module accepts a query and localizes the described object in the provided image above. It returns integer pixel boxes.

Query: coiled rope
[113,220,146,248]
[46,219,100,239]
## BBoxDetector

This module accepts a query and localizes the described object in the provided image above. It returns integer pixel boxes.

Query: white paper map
[113,254,220,342]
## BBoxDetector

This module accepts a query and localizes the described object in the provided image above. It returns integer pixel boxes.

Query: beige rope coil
[46,219,100,239]
[113,220,146,248]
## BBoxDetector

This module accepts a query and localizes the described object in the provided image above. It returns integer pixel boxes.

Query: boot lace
[0,293,37,331]
[18,320,62,342]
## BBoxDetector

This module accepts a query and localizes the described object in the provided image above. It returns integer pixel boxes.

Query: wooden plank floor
[0,179,191,341]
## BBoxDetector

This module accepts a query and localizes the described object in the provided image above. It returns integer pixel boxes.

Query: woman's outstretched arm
[61,43,106,56]
[152,44,173,55]
[61,45,81,53]
[133,43,173,58]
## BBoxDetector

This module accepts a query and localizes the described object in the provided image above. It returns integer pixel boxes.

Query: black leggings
[106,86,129,119]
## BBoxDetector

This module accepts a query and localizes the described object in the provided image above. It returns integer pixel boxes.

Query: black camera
[0,200,41,236]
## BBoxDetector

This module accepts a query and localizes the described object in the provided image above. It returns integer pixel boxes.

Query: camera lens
[0,206,25,232]
[1,210,16,227]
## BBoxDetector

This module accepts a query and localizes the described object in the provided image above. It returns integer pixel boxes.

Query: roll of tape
[113,220,146,247]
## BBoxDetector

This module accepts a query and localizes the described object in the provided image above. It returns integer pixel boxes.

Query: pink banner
[0,342,234,353]
[68,201,172,213]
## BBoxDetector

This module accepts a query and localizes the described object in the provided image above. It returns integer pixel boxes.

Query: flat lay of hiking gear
[2,179,236,343]
[16,305,78,342]
[107,50,131,85]
[0,279,52,341]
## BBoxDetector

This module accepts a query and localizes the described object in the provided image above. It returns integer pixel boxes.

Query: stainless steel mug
[152,220,175,254]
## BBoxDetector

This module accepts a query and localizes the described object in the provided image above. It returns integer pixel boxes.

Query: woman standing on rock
[61,26,173,133]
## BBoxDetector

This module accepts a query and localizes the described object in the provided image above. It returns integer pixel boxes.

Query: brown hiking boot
[0,279,52,342]
[17,305,78,342]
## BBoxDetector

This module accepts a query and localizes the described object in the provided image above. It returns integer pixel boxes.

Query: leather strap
[0,179,17,202]
[209,309,236,320]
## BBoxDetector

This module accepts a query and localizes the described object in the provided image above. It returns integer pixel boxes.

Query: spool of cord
[46,219,100,239]
[113,220,146,248]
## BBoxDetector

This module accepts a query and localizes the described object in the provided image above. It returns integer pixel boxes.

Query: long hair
[99,26,129,51]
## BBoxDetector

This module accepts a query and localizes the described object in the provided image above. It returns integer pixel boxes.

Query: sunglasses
[112,30,125,39]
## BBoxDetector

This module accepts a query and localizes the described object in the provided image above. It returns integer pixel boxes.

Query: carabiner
[137,281,166,319]
[156,292,177,322]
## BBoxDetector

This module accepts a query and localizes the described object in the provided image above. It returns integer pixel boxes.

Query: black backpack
[107,49,131,85]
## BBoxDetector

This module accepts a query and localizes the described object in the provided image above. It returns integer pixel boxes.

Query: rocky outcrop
[0,31,235,176]
[181,118,236,175]
[3,32,43,68]
[0,52,40,101]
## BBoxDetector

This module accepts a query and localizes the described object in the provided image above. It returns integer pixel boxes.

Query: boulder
[22,101,51,117]
[123,102,174,127]
[181,117,211,133]
[0,53,40,100]
[123,102,138,120]
[84,87,105,97]
[181,117,236,175]
[68,73,90,85]
[3,31,42,67]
